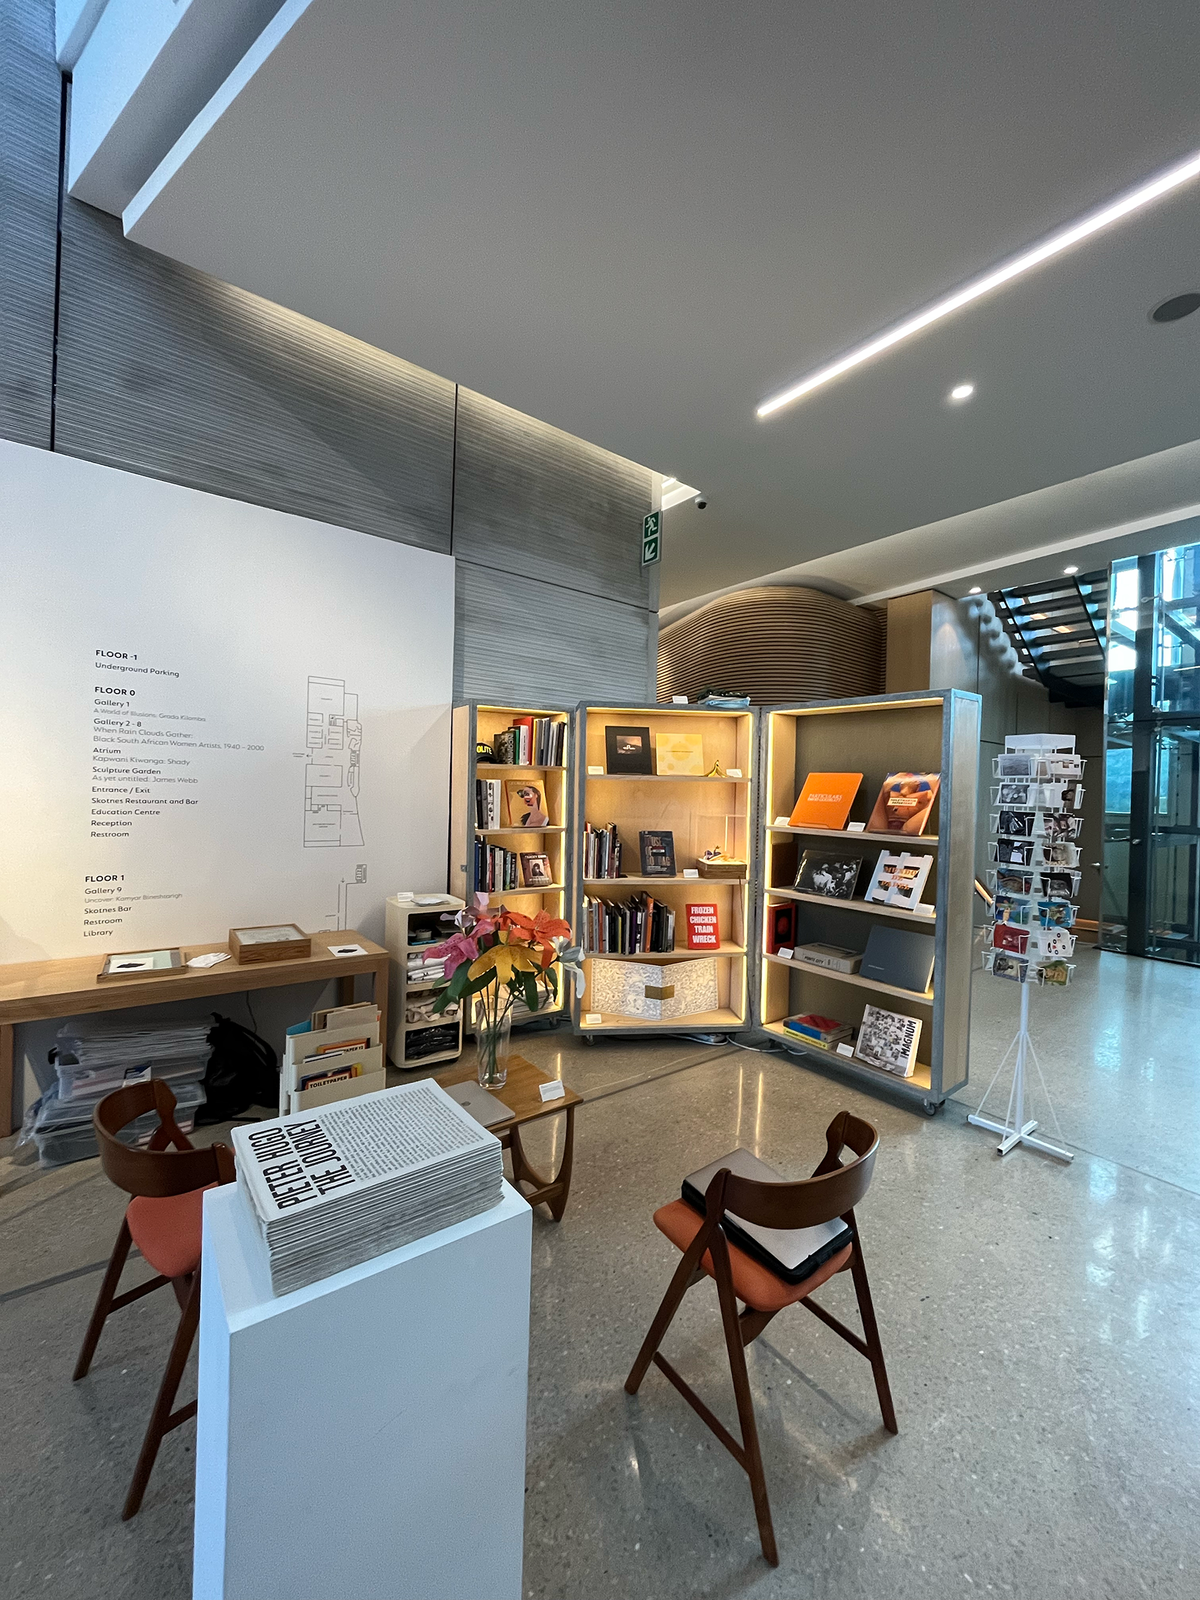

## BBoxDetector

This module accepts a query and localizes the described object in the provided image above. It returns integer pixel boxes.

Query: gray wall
[1,0,657,706]
[929,593,1103,925]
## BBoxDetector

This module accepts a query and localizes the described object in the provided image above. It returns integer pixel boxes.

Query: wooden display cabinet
[451,702,574,1027]
[757,690,980,1111]
[384,894,465,1069]
[572,703,756,1038]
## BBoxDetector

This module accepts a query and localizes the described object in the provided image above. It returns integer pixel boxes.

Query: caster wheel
[583,1035,596,1047]
[922,1100,938,1118]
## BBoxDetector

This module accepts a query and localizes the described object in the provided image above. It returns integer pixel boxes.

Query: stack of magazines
[232,1082,503,1296]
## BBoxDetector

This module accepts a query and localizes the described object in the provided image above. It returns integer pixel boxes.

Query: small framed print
[604,725,654,775]
[98,947,184,981]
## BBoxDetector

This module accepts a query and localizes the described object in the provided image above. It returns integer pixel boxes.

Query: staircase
[989,570,1108,707]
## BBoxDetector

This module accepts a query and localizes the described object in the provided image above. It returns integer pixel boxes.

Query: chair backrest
[705,1110,879,1233]
[93,1080,235,1199]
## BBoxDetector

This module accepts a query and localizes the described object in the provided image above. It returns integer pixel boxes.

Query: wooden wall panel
[54,201,456,551]
[658,585,887,704]
[453,388,654,608]
[456,562,654,704]
[0,0,59,446]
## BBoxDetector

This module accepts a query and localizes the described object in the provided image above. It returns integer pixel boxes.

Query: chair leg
[624,1239,707,1395]
[713,1253,778,1566]
[122,1272,201,1520]
[74,1217,132,1381]
[848,1239,898,1435]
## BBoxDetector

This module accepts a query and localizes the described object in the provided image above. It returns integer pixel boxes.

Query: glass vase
[476,1004,513,1089]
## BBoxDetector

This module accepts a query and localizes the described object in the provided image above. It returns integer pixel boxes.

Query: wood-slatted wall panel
[54,201,456,552]
[0,0,58,446]
[658,586,887,703]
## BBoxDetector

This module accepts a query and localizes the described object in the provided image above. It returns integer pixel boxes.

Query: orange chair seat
[654,1199,853,1315]
[126,1184,214,1280]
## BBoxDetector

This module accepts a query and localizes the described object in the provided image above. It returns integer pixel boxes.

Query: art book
[655,732,706,775]
[794,851,863,900]
[853,1005,922,1077]
[519,852,553,888]
[765,902,796,953]
[685,902,720,949]
[865,850,903,904]
[788,772,862,831]
[503,778,549,827]
[866,772,940,836]
[639,829,677,876]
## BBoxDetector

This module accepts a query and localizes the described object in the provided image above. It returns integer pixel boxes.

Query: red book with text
[686,902,720,950]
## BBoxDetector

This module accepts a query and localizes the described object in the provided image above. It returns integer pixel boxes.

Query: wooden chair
[73,1080,235,1519]
[624,1110,897,1565]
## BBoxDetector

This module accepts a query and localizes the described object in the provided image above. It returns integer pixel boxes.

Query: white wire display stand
[967,980,1073,1161]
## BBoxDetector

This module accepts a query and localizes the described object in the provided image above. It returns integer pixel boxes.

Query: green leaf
[521,969,539,1012]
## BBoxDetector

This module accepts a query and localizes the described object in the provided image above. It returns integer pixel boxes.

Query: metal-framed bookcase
[755,689,980,1113]
[450,701,576,1029]
[570,702,759,1039]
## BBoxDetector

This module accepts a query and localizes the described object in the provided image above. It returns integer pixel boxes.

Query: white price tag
[584,1012,603,1026]
[683,868,700,879]
[836,1042,855,1058]
[587,765,604,775]
[847,822,866,833]
[538,1079,566,1102]
[913,904,936,918]
[777,947,795,962]
[671,695,688,704]
[727,768,743,778]
[774,816,791,827]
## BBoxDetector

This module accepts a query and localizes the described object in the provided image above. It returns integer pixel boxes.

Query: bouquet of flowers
[427,896,585,1085]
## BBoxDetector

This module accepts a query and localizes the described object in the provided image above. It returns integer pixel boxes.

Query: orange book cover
[788,772,863,830]
[866,772,941,835]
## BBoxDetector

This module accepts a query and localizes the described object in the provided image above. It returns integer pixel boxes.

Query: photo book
[519,852,553,888]
[604,725,654,774]
[639,829,677,876]
[655,731,706,775]
[503,778,549,827]
[854,1005,922,1077]
[788,772,862,831]
[865,772,940,836]
[793,850,863,899]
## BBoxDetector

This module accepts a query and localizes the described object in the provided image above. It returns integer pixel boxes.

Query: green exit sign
[641,510,661,565]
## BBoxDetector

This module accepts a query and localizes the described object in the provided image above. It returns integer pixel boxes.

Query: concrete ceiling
[88,1,1200,606]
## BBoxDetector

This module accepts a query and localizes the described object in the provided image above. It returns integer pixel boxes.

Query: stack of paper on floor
[233,1081,504,1296]
[280,1000,384,1115]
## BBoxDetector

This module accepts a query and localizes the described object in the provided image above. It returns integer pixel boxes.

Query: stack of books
[473,841,519,892]
[583,821,622,879]
[233,1082,504,1296]
[784,1013,853,1047]
[583,893,676,954]
[491,717,565,767]
[474,777,502,828]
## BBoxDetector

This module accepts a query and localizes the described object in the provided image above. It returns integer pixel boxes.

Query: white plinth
[193,1181,532,1600]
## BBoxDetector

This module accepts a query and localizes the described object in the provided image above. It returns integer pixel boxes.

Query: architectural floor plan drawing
[304,676,364,846]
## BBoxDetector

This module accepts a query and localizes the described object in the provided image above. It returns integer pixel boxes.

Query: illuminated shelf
[767,824,938,846]
[768,887,937,925]
[584,944,747,961]
[764,951,934,1005]
[764,1020,933,1093]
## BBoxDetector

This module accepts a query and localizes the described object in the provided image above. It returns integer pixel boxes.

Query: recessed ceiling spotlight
[1151,292,1200,323]
[949,382,975,402]
[756,143,1200,418]
[968,585,982,594]
[1063,565,1079,575]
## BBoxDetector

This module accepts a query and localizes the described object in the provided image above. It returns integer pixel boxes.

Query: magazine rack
[756,690,980,1113]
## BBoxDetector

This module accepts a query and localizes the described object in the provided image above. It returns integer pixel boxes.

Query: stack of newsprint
[232,1081,503,1295]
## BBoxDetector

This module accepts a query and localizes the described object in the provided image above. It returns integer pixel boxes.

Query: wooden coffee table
[441,1054,582,1220]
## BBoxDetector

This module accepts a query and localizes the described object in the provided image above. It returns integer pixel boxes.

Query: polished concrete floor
[3,949,1199,1598]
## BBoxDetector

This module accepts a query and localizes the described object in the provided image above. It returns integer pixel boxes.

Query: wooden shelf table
[0,930,388,1137]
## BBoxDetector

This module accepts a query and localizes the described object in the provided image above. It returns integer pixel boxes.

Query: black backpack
[196,1013,279,1124]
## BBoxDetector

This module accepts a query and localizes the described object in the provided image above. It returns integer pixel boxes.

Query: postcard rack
[450,702,575,1029]
[569,702,757,1039]
[755,690,981,1113]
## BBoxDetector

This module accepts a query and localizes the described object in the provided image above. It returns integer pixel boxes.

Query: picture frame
[604,725,654,775]
[638,829,677,876]
[98,947,184,981]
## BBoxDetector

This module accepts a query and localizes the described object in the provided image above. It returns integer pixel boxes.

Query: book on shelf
[685,902,720,950]
[793,850,864,899]
[583,893,676,955]
[655,731,705,775]
[474,777,502,829]
[886,852,933,911]
[787,772,863,831]
[233,1081,503,1296]
[865,772,940,836]
[491,717,565,767]
[853,1004,922,1077]
[583,821,622,879]
[519,851,553,888]
[503,778,549,827]
[639,829,677,876]
[784,1013,853,1045]
[859,925,935,994]
[588,955,719,1021]
[473,840,520,892]
[765,902,796,953]
[793,941,861,974]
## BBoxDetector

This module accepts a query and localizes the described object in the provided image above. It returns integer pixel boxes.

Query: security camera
[694,497,707,510]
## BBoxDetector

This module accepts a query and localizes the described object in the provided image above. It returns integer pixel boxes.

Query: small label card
[727,768,743,778]
[777,946,795,961]
[913,904,936,918]
[330,943,367,956]
[584,1012,603,1026]
[847,821,866,832]
[682,867,700,879]
[774,815,791,827]
[539,1079,566,1102]
[836,1042,855,1058]
[671,695,688,704]
[587,765,604,775]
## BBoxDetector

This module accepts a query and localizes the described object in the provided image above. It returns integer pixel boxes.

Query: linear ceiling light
[756,146,1200,419]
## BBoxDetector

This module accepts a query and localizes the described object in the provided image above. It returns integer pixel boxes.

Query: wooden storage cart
[572,702,757,1039]
[384,894,466,1068]
[757,690,980,1112]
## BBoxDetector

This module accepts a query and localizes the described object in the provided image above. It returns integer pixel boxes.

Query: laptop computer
[443,1079,514,1128]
